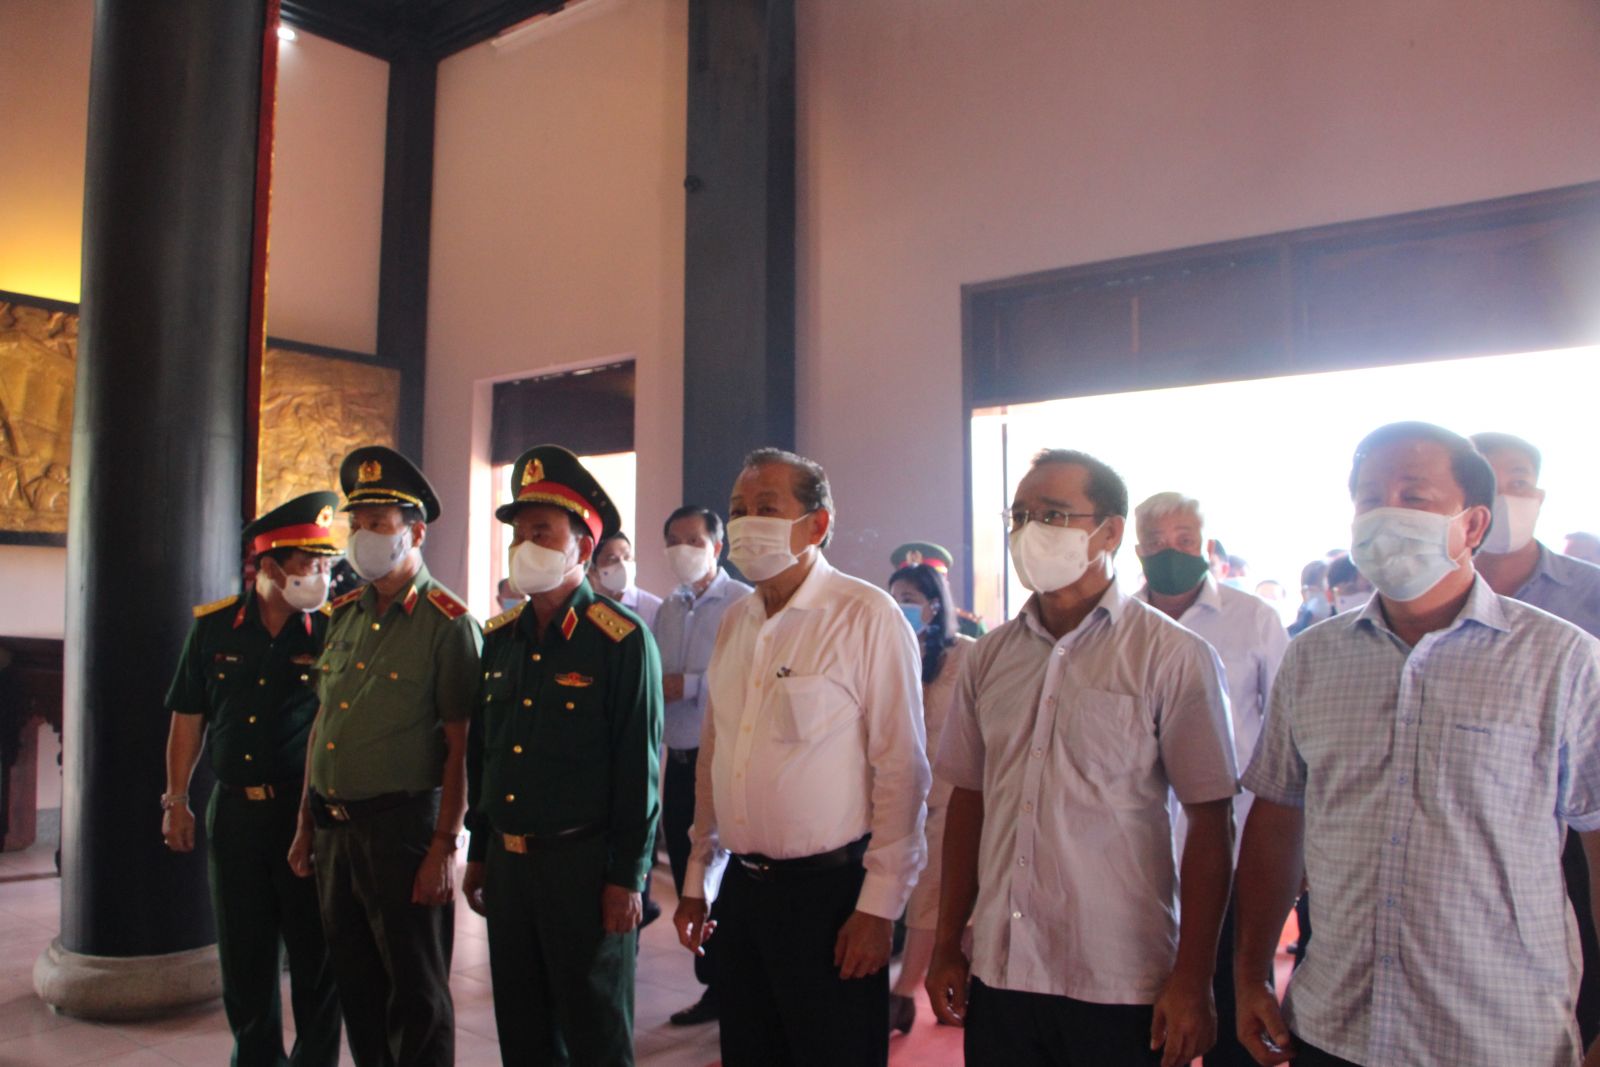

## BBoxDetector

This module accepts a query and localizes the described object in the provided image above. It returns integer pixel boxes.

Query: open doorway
[970,345,1600,624]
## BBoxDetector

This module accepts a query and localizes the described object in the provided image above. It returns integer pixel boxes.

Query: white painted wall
[425,0,687,613]
[793,0,1600,587]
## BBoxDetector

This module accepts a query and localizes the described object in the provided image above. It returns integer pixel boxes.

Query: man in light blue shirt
[1234,421,1600,1067]
[1473,430,1600,1050]
[653,504,751,1027]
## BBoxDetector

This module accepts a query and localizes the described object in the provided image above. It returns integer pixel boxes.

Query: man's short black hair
[742,447,835,548]
[663,505,724,543]
[596,530,632,554]
[255,546,301,569]
[1327,554,1361,589]
[1469,431,1542,479]
[1300,559,1329,588]
[1348,422,1496,511]
[1029,449,1129,519]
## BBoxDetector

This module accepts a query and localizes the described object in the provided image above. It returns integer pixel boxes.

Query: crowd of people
[155,420,1600,1067]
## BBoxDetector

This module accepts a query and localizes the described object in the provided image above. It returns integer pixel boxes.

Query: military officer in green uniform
[889,541,987,637]
[162,492,343,1067]
[287,447,482,1067]
[463,445,663,1066]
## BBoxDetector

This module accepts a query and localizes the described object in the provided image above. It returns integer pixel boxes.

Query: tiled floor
[0,828,967,1066]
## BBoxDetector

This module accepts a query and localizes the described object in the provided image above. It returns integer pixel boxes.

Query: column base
[34,937,221,1020]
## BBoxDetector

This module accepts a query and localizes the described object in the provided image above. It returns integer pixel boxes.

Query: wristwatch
[159,793,189,811]
[434,830,466,852]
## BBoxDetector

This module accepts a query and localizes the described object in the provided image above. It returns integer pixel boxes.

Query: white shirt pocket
[1063,687,1151,785]
[773,675,859,744]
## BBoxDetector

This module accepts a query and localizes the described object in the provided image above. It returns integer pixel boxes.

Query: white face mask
[1350,507,1468,602]
[1009,519,1100,594]
[727,515,809,582]
[281,571,330,612]
[509,540,577,596]
[348,527,412,582]
[1481,493,1542,555]
[666,543,715,586]
[596,559,635,595]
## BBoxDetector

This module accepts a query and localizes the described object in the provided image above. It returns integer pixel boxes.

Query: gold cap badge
[522,458,544,486]
[358,459,382,483]
[315,505,334,528]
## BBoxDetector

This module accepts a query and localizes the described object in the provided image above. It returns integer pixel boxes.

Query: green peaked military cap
[339,445,441,522]
[496,445,619,542]
[244,491,342,557]
[890,541,955,574]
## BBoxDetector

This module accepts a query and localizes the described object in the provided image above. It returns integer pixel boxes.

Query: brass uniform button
[356,662,366,670]
[339,701,349,710]
[371,622,381,631]
[565,702,575,710]
[389,671,399,680]
[257,678,266,686]
[522,698,532,707]
[299,674,309,681]
[248,715,257,724]
[505,793,515,803]
[512,745,523,754]
[530,653,541,662]
[244,754,253,762]
[326,742,335,751]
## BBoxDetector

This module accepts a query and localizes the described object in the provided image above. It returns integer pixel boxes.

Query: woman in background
[885,561,975,1036]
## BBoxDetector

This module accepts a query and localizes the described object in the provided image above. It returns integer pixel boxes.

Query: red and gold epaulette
[484,603,524,634]
[427,588,470,620]
[585,602,636,643]
[328,589,363,613]
[192,594,239,619]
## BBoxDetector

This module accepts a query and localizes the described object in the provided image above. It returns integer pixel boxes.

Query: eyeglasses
[1003,508,1099,533]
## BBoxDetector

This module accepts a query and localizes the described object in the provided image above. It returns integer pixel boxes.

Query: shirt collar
[1353,573,1511,637]
[677,567,732,602]
[360,561,429,617]
[1531,542,1573,589]
[519,578,594,643]
[1135,572,1221,617]
[782,551,835,612]
[1019,580,1123,643]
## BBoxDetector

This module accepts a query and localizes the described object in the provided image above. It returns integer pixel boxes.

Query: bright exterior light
[277,25,297,43]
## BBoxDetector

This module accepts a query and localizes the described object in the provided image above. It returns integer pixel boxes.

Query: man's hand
[162,804,196,853]
[463,861,487,916]
[602,884,642,934]
[833,910,892,980]
[1234,977,1294,1066]
[1150,969,1216,1067]
[410,843,455,906]
[663,674,685,703]
[674,896,715,955]
[287,825,315,878]
[925,943,972,1026]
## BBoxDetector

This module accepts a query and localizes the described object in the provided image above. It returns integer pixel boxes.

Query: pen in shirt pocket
[776,666,793,678]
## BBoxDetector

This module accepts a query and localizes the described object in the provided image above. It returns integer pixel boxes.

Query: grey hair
[1133,491,1204,542]
[742,447,834,548]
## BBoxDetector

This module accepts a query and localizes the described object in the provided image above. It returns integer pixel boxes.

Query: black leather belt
[218,780,300,801]
[499,823,604,855]
[309,789,431,827]
[732,835,869,883]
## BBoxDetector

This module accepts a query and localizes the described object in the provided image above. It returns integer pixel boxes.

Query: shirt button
[513,745,523,754]
[1385,897,1396,908]
[1022,802,1033,813]
[1397,775,1408,785]
[530,653,542,662]
[1017,857,1028,867]
[1381,955,1393,966]
[326,742,335,751]
[1390,834,1401,845]
[1032,748,1043,758]
[522,698,532,707]
[1012,911,1022,919]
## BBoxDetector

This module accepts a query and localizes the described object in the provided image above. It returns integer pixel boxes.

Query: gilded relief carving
[0,302,75,537]
[257,347,399,545]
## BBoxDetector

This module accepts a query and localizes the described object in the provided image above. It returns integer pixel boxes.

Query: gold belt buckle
[327,803,350,822]
[502,832,527,855]
[243,785,271,801]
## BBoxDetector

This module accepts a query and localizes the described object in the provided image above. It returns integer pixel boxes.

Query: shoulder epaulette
[328,588,363,613]
[427,588,471,620]
[193,594,239,618]
[319,601,333,616]
[484,603,524,634]
[586,601,637,642]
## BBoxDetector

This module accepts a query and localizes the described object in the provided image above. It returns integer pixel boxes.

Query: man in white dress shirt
[1133,491,1288,1067]
[673,447,930,1066]
[590,532,663,630]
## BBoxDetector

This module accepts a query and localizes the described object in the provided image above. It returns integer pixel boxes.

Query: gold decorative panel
[0,301,75,540]
[257,346,400,546]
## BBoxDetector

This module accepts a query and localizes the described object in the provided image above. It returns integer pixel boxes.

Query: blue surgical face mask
[899,603,927,631]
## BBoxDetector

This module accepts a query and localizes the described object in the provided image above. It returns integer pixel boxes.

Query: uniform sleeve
[164,619,209,717]
[465,659,491,863]
[432,614,484,724]
[856,599,932,919]
[1558,640,1600,831]
[605,625,664,890]
[1241,641,1308,807]
[1157,635,1239,805]
[934,640,986,791]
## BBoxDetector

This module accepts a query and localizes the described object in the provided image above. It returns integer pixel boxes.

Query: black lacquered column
[36,0,275,1019]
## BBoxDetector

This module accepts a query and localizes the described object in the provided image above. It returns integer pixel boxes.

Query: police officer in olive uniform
[889,541,987,637]
[163,492,343,1067]
[463,445,663,1066]
[287,447,482,1067]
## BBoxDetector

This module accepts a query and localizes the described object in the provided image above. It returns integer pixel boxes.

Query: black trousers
[1566,831,1600,1046]
[964,978,1160,1067]
[714,857,886,1066]
[663,747,717,990]
[484,833,636,1066]
[1203,897,1268,1067]
[1292,1036,1364,1066]
[314,792,455,1067]
[208,787,340,1067]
